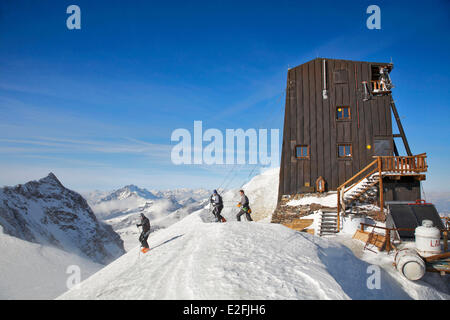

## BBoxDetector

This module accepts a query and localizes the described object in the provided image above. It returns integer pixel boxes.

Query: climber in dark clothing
[236,190,253,222]
[137,213,151,251]
[210,189,225,222]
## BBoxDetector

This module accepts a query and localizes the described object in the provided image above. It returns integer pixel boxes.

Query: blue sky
[0,0,449,192]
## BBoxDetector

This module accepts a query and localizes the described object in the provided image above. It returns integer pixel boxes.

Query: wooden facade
[278,58,420,200]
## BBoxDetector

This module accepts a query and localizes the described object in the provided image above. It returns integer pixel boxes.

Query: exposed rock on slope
[0,173,125,264]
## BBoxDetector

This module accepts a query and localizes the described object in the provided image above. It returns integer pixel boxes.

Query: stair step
[318,210,339,236]
[320,231,337,235]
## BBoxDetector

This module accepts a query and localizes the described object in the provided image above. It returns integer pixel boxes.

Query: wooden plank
[378,95,387,136]
[309,61,318,188]
[322,59,332,191]
[356,62,367,171]
[296,67,304,192]
[423,251,450,262]
[342,61,352,184]
[352,229,386,250]
[353,229,370,242]
[329,59,338,189]
[335,62,346,187]
[349,61,360,177]
[338,160,346,186]
[362,63,373,166]
[315,59,324,186]
[385,95,393,148]
[283,219,314,232]
[371,95,380,137]
[289,68,297,194]
[302,62,311,188]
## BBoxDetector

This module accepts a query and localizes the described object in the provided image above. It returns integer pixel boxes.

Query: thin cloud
[0,136,171,158]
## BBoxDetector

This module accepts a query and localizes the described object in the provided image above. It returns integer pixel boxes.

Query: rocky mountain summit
[0,173,125,264]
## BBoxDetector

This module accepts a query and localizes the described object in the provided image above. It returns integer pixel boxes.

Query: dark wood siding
[279,58,394,196]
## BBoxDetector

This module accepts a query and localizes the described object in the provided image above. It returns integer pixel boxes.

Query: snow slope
[217,167,279,223]
[59,206,448,300]
[103,198,208,251]
[0,226,102,300]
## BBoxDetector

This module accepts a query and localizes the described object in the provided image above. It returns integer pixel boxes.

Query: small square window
[295,145,309,159]
[338,144,352,158]
[337,106,351,120]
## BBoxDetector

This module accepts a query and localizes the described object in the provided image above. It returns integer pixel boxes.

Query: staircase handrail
[336,153,428,232]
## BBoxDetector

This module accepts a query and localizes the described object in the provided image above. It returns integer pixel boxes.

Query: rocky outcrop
[0,173,125,264]
[271,193,337,224]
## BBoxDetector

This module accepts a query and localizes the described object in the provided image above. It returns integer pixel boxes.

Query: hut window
[336,106,351,120]
[295,145,309,159]
[338,144,352,158]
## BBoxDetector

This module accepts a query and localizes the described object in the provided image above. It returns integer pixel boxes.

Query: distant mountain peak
[100,184,159,202]
[123,184,139,190]
[39,172,63,187]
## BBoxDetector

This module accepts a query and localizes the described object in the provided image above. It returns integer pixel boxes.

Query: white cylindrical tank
[415,220,441,257]
[394,249,426,281]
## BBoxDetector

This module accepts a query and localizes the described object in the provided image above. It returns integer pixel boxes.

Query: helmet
[213,189,217,194]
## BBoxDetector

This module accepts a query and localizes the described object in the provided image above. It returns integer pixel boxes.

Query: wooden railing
[378,153,428,174]
[336,153,428,231]
[371,80,382,91]
[337,158,379,230]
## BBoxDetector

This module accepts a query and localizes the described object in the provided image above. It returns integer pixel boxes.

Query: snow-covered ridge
[58,207,449,300]
[0,173,125,264]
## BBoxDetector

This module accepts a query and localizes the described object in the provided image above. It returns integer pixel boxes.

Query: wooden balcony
[378,153,427,177]
[337,153,428,230]
[371,80,391,94]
